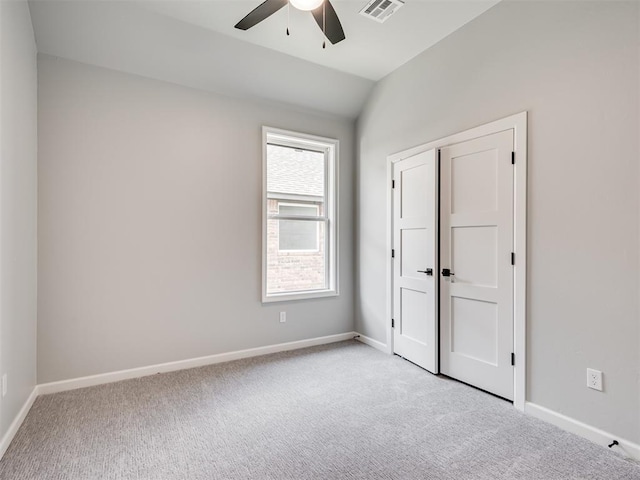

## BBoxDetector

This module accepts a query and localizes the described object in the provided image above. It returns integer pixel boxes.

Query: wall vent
[359,0,405,23]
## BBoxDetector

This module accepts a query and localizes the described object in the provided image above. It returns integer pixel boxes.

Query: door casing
[385,112,527,410]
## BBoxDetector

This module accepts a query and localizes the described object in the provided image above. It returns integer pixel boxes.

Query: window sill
[262,289,338,304]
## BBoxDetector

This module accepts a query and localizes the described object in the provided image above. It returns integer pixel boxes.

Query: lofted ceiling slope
[28,1,499,118]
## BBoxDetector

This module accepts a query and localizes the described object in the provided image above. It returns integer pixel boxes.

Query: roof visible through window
[266,144,325,198]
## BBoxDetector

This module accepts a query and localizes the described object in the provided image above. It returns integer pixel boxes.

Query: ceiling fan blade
[235,0,288,30]
[311,1,345,45]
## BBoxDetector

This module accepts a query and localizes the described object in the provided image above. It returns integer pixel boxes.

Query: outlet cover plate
[587,368,603,391]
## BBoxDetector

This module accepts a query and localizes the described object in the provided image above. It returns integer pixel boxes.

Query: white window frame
[262,126,339,303]
[277,203,320,253]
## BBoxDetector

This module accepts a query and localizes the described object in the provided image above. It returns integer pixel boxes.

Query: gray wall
[37,55,355,383]
[0,1,38,437]
[357,1,640,443]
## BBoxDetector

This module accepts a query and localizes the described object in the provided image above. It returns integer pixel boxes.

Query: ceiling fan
[235,0,346,46]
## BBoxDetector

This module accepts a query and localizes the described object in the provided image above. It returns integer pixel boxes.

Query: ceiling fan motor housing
[290,0,324,11]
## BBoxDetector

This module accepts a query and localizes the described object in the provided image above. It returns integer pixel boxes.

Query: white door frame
[386,111,527,411]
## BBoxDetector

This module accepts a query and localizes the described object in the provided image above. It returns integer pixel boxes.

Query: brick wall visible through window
[266,200,325,294]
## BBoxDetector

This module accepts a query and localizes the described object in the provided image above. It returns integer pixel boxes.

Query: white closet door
[393,150,438,373]
[439,130,514,400]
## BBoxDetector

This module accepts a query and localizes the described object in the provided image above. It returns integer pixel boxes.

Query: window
[263,127,338,302]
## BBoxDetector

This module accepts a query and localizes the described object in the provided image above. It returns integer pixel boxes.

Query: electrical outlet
[2,374,7,397]
[279,312,286,323]
[587,368,603,391]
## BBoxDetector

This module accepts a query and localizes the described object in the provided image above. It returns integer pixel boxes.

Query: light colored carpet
[0,340,638,479]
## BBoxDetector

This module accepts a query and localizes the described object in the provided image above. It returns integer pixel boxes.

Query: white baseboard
[38,332,357,395]
[0,332,357,460]
[354,333,388,353]
[525,402,640,461]
[5,345,639,468]
[0,387,38,459]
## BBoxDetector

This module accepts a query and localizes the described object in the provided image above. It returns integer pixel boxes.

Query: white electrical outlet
[587,368,603,391]
[2,374,7,397]
[279,312,286,323]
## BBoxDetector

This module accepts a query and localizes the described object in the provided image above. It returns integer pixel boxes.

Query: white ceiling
[138,0,499,81]
[28,0,499,118]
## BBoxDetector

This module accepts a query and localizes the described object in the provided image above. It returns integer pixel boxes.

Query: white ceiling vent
[359,0,405,23]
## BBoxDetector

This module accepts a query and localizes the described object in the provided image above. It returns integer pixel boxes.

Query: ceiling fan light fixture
[289,0,324,12]
[235,0,344,45]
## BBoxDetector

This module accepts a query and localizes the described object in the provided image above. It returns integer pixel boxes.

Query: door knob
[417,268,433,276]
[441,268,454,277]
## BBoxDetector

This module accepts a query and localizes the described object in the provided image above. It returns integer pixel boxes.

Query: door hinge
[392,179,395,189]
[392,319,395,328]
[392,249,395,258]
[511,352,515,366]
[511,151,515,165]
[511,252,515,265]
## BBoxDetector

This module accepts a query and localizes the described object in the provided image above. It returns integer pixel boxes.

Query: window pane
[266,145,325,202]
[266,219,326,294]
[279,219,318,251]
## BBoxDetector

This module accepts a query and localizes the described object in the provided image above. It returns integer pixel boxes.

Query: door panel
[451,297,498,365]
[440,130,514,400]
[401,164,429,219]
[400,288,429,344]
[452,227,497,287]
[393,150,438,373]
[401,229,428,281]
[451,149,498,213]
